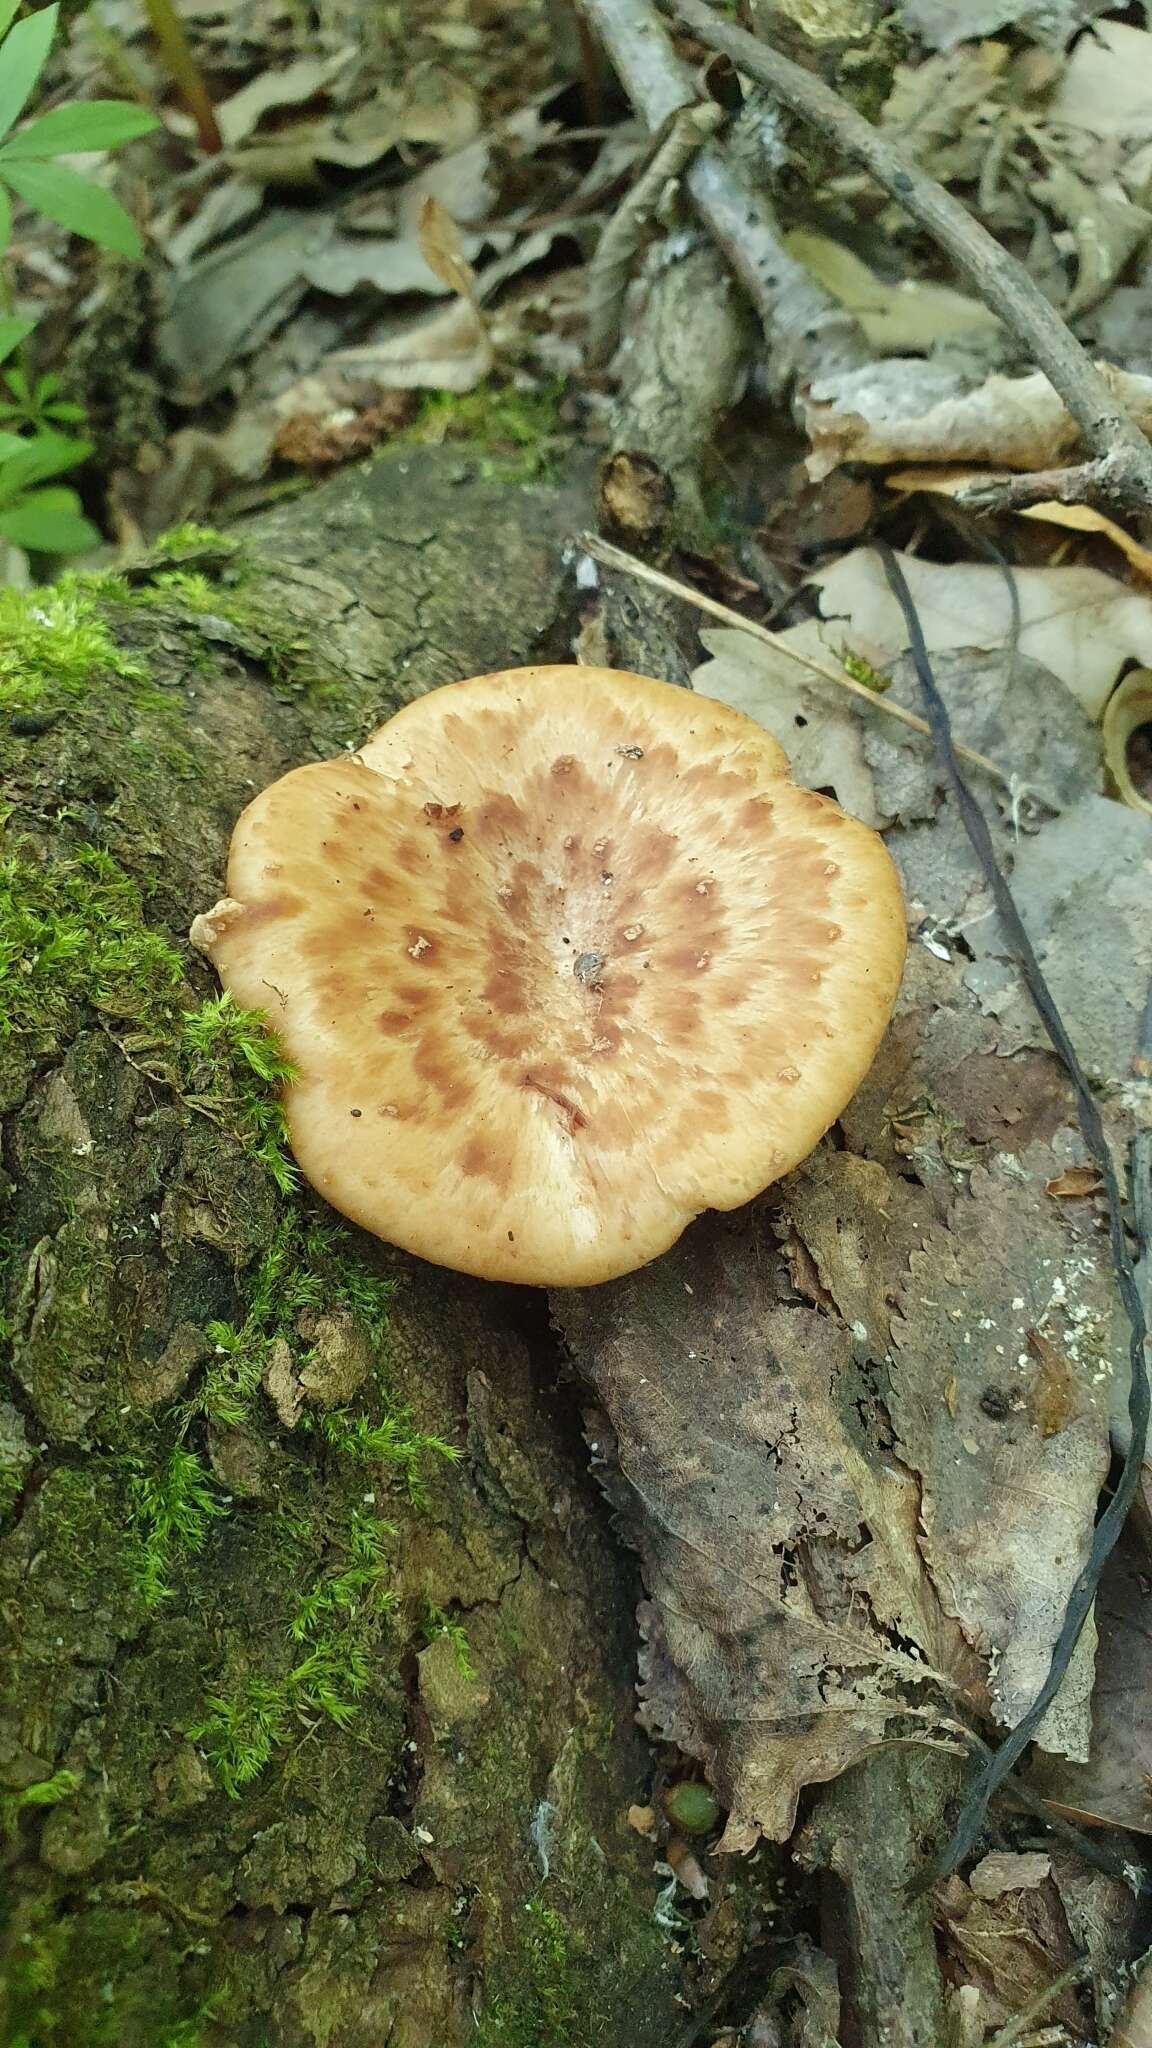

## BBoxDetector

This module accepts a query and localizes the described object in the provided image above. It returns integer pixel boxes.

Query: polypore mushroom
[191,664,905,1285]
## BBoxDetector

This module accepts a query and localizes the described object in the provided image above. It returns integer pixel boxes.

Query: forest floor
[3,1,1152,2045]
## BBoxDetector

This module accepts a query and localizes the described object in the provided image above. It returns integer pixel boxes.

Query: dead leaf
[215,49,354,150]
[804,362,1152,480]
[690,625,880,826]
[969,1850,1051,1900]
[786,231,999,353]
[1034,159,1152,318]
[890,1143,1115,1757]
[272,393,415,470]
[1046,1168,1104,1200]
[895,0,1111,48]
[879,41,1010,188]
[418,194,479,306]
[805,544,1152,718]
[329,296,494,395]
[1026,1329,1084,1440]
[967,795,1152,1080]
[932,1869,1088,2037]
[1048,21,1152,142]
[1103,669,1152,818]
[1028,1519,1152,1833]
[557,1203,979,1846]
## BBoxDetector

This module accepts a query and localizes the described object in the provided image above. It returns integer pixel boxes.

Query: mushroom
[191,664,905,1285]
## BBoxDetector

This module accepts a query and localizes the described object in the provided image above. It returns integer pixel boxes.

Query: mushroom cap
[192,665,905,1285]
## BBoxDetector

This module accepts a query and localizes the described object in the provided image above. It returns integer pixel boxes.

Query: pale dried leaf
[418,194,479,305]
[1046,1168,1104,1199]
[1102,669,1152,817]
[330,296,493,394]
[787,231,1000,353]
[895,0,1111,48]
[690,625,880,826]
[1034,159,1152,318]
[216,49,353,149]
[806,545,1152,717]
[1048,21,1152,141]
[804,362,1152,480]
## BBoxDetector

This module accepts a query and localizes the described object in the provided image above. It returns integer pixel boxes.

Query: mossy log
[0,448,686,2048]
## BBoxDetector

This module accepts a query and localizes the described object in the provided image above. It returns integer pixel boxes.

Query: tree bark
[0,448,687,2048]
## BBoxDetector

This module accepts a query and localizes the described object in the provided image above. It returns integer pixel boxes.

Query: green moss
[189,1211,397,1428]
[127,1442,228,1608]
[312,1404,459,1504]
[474,1899,614,2048]
[189,1506,395,1796]
[181,995,298,1195]
[0,840,185,1105]
[407,381,566,482]
[0,576,146,716]
[420,1602,476,1679]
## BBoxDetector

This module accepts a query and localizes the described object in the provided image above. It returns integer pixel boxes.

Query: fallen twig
[580,531,1010,786]
[577,0,868,386]
[587,101,723,365]
[664,0,1152,526]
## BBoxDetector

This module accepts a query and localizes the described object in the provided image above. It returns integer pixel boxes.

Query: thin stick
[580,532,1009,785]
[577,0,868,384]
[665,0,1152,524]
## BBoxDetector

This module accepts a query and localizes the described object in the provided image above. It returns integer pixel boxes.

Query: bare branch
[667,0,1152,523]
[577,0,868,385]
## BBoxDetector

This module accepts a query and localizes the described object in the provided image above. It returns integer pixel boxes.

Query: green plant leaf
[1,99,160,159]
[0,1,23,39]
[0,157,142,256]
[0,431,26,459]
[0,180,10,257]
[0,427,92,499]
[0,315,33,366]
[0,485,99,552]
[0,4,59,143]
[46,399,86,422]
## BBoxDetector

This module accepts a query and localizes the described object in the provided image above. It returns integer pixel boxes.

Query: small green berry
[663,1781,721,1835]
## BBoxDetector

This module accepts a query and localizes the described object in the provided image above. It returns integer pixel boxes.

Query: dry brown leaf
[1103,669,1152,818]
[1045,1168,1104,1199]
[969,1851,1051,1901]
[890,471,1152,583]
[1028,1521,1152,1834]
[786,230,999,353]
[555,1203,975,1845]
[890,1143,1115,1756]
[1026,1329,1083,1441]
[418,193,480,306]
[804,363,1152,480]
[932,1871,1089,2038]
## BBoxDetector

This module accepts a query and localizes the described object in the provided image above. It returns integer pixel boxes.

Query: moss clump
[408,381,566,482]
[181,994,298,1195]
[127,1442,228,1608]
[0,576,146,717]
[188,1506,396,1795]
[0,841,185,1105]
[474,1898,620,2047]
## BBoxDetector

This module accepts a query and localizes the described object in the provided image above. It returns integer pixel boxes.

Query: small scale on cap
[192,665,906,1286]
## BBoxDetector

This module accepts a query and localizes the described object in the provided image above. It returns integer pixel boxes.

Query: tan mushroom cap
[192,665,906,1286]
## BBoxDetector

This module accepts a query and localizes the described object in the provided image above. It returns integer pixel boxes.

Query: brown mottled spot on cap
[458,1136,513,1194]
[378,1009,413,1033]
[551,755,577,777]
